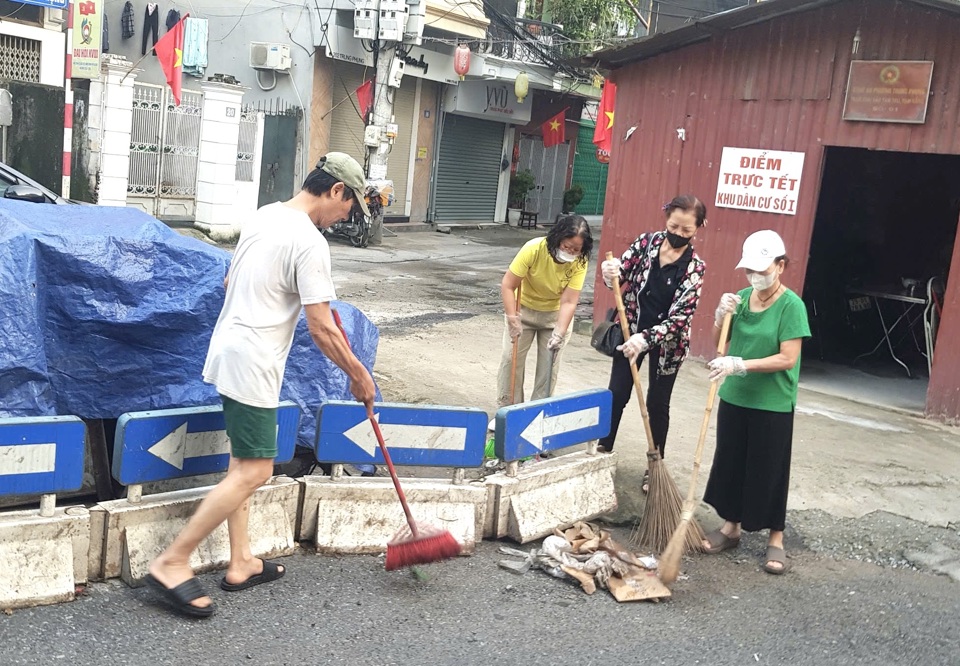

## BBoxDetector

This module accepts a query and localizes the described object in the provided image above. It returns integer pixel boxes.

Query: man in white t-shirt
[146,153,377,618]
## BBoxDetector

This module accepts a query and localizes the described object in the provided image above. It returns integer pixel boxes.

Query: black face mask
[665,231,691,249]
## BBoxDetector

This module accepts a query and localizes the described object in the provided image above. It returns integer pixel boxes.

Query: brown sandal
[702,529,741,554]
[762,546,791,574]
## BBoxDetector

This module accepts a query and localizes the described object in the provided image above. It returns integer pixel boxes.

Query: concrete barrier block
[0,506,91,609]
[298,476,487,555]
[94,476,299,587]
[485,451,618,543]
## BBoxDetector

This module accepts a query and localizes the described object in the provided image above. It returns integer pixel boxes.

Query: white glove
[506,314,522,341]
[547,329,566,351]
[617,333,649,363]
[715,293,741,326]
[601,258,622,288]
[707,356,747,382]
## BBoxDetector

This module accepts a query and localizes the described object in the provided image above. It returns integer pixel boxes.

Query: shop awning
[425,0,489,39]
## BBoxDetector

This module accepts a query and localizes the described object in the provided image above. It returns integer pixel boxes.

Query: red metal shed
[591,0,960,421]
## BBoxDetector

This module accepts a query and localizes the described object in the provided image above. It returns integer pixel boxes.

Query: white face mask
[557,250,578,263]
[748,270,778,291]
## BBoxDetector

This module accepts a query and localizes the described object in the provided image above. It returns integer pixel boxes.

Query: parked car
[0,161,74,204]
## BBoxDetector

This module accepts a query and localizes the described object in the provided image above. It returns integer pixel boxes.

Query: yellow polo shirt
[508,238,587,312]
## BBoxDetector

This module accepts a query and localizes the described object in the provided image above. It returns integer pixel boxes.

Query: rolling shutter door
[571,121,608,216]
[434,114,504,223]
[328,62,415,217]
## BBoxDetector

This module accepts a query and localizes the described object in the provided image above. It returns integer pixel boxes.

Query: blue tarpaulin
[0,200,380,449]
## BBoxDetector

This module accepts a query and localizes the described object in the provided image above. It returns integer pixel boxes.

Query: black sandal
[220,559,286,592]
[145,574,215,618]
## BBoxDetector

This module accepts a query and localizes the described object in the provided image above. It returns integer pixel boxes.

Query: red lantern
[454,44,471,81]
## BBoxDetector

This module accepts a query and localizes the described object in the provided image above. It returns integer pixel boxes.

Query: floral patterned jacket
[617,231,706,376]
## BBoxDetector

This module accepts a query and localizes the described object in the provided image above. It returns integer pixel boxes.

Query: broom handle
[681,312,733,514]
[332,309,419,538]
[509,282,522,405]
[606,251,657,454]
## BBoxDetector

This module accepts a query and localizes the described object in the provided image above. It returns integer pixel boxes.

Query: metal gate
[127,83,203,219]
[518,135,572,224]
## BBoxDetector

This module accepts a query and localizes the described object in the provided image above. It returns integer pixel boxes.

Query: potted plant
[562,184,584,214]
[507,169,536,226]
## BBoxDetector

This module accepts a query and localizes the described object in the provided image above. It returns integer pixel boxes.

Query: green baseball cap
[316,152,370,216]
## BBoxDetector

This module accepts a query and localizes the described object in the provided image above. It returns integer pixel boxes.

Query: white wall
[102,0,314,156]
[0,17,66,87]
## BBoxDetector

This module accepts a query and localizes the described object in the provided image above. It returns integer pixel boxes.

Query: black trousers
[703,400,794,532]
[597,349,678,457]
[141,7,159,55]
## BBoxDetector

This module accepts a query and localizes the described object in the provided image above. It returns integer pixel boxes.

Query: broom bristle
[631,458,706,554]
[658,518,689,585]
[385,525,462,571]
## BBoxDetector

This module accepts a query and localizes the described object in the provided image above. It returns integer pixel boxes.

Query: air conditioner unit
[249,42,292,71]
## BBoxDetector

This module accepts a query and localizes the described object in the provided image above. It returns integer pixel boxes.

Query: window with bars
[0,35,42,83]
[236,111,258,182]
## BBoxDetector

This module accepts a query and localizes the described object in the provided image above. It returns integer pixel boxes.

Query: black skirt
[703,399,794,532]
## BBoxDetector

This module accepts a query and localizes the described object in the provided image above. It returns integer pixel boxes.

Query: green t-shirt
[718,287,811,413]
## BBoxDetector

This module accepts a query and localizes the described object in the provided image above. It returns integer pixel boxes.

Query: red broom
[332,309,462,570]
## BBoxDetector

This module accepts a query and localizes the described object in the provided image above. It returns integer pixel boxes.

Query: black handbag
[591,308,624,357]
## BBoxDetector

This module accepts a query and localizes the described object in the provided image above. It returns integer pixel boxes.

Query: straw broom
[659,312,732,585]
[603,252,704,554]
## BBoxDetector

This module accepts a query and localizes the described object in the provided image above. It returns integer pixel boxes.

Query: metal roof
[589,0,960,68]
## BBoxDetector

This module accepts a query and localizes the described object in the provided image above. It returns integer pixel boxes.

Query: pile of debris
[498,521,671,602]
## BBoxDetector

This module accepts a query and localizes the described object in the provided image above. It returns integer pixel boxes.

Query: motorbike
[323,184,385,248]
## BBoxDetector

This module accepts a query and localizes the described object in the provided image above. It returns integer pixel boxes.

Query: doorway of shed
[801,147,960,413]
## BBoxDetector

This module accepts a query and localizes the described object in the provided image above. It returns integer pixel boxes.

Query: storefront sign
[71,0,103,80]
[443,81,531,124]
[596,148,610,164]
[715,147,805,216]
[842,60,934,124]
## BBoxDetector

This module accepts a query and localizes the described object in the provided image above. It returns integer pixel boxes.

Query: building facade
[593,0,960,420]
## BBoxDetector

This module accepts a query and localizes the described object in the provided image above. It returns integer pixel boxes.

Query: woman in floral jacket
[598,195,707,491]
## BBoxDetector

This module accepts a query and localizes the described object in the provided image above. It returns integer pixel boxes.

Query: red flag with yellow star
[155,14,187,106]
[541,109,567,148]
[593,80,617,157]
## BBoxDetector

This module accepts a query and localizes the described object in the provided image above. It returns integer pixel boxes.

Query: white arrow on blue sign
[316,401,488,467]
[0,416,86,497]
[112,402,301,485]
[495,389,613,461]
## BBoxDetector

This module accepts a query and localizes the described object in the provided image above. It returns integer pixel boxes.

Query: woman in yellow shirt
[497,215,593,406]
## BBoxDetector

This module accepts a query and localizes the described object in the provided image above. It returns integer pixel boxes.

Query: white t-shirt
[202,202,337,408]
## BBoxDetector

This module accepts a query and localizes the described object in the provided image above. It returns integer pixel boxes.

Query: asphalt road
[2,525,957,666]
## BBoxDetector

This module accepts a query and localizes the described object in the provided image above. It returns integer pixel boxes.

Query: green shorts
[221,395,278,459]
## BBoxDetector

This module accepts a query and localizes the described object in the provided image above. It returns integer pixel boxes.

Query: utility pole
[354,0,424,244]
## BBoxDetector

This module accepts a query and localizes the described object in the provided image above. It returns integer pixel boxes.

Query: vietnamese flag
[155,14,187,106]
[593,80,617,154]
[541,109,567,148]
[355,80,374,121]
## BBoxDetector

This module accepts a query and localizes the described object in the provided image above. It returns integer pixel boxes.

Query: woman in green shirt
[700,230,811,575]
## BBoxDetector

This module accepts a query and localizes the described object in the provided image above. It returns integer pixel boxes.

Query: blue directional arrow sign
[316,401,488,467]
[0,416,86,497]
[495,389,613,462]
[113,402,301,485]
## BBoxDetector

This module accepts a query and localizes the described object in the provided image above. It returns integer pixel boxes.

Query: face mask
[748,270,778,291]
[556,250,578,263]
[665,231,691,249]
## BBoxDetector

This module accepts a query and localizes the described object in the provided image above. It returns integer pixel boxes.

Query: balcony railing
[488,17,575,67]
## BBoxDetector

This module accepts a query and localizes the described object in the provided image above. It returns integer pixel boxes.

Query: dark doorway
[802,147,960,411]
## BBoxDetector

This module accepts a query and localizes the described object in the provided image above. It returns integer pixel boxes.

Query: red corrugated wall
[595,0,960,419]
